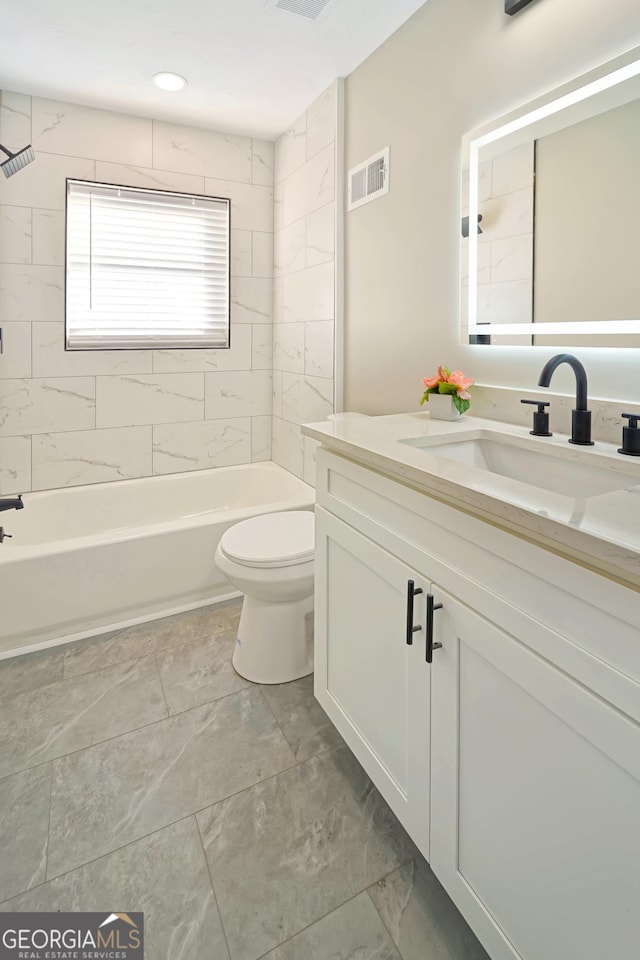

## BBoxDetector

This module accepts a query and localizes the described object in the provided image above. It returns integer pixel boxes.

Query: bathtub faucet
[0,494,24,512]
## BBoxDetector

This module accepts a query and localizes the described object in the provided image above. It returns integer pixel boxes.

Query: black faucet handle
[521,399,550,410]
[521,399,552,437]
[619,413,640,456]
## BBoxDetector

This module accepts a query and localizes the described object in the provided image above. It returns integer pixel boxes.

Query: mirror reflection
[461,48,640,347]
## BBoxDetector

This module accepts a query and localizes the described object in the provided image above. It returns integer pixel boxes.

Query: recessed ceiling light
[153,72,187,92]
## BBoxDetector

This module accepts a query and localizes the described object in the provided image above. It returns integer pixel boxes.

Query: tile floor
[0,600,489,960]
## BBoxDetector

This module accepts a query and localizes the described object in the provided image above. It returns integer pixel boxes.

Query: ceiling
[0,0,428,140]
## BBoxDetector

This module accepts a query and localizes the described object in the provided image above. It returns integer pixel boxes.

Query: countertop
[302,412,640,592]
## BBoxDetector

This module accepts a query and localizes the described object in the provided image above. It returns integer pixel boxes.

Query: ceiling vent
[271,0,334,20]
[347,147,390,211]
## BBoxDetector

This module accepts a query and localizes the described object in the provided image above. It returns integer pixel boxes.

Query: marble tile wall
[272,84,337,484]
[472,383,640,446]
[461,143,534,346]
[0,91,274,493]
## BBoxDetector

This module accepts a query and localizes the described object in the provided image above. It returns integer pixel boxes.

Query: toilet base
[232,593,314,684]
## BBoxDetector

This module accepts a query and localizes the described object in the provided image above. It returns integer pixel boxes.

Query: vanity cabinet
[430,586,640,960]
[314,508,431,855]
[314,447,640,960]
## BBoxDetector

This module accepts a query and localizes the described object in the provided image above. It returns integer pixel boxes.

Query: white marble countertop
[302,412,640,592]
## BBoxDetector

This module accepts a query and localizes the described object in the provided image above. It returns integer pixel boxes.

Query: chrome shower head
[0,142,35,178]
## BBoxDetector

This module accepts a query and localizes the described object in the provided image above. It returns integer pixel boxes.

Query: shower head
[0,142,35,178]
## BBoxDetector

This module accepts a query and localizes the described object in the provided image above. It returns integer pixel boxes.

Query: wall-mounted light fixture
[461,214,483,238]
[505,0,536,14]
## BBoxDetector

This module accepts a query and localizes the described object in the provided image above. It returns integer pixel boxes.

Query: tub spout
[0,494,24,512]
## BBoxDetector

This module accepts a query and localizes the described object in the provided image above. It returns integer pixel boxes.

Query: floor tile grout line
[0,636,255,784]
[0,755,55,786]
[6,743,347,900]
[256,685,298,763]
[0,598,244,692]
[4,812,411,960]
[0,679,334,794]
[251,889,368,960]
[152,651,171,719]
[2,647,159,710]
[0,651,66,703]
[0,659,169,783]
[194,814,233,960]
[251,860,412,960]
[60,611,242,683]
[0,810,201,907]
[5,745,416,956]
[44,761,54,889]
[364,862,415,960]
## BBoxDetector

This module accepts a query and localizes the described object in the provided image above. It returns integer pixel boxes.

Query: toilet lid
[220,510,314,568]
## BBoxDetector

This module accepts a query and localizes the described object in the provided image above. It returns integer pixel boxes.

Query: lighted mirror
[460,46,640,347]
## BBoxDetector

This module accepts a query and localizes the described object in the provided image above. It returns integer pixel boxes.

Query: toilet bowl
[215,510,314,684]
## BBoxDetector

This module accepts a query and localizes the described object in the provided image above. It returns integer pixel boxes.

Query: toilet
[215,510,315,684]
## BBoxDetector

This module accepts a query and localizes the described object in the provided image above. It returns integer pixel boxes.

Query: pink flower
[448,370,474,399]
[422,374,442,389]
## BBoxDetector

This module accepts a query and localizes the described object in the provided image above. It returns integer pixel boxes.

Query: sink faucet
[0,494,24,513]
[537,354,594,445]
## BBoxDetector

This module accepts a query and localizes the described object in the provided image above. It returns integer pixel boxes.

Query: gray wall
[344,0,640,414]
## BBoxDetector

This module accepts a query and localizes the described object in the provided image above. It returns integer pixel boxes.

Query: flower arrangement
[420,366,474,415]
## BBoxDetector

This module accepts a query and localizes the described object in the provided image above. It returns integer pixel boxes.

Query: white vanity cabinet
[313,447,640,960]
[430,586,640,960]
[315,507,431,855]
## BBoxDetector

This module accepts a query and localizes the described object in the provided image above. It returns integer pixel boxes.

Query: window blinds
[66,179,230,350]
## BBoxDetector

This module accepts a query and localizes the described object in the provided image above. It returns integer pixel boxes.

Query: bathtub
[0,462,315,659]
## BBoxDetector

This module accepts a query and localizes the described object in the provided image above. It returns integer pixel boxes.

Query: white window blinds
[66,179,230,350]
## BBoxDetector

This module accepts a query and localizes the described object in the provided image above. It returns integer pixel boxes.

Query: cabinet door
[430,587,640,960]
[315,507,431,856]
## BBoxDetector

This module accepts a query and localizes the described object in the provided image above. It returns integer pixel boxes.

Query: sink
[399,432,640,498]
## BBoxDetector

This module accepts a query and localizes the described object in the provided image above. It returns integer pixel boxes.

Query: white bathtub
[0,462,315,659]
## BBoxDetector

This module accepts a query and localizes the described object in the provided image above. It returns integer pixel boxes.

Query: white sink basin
[399,433,640,498]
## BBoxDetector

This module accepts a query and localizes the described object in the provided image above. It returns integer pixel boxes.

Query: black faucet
[537,354,594,445]
[0,494,24,512]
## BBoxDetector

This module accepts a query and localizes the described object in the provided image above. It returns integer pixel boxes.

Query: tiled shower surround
[272,84,337,484]
[0,83,339,495]
[0,91,276,494]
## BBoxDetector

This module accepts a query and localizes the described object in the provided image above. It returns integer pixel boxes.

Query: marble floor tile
[156,628,250,715]
[47,688,294,878]
[367,859,490,960]
[0,656,166,779]
[263,893,401,960]
[261,674,342,762]
[197,745,414,960]
[0,764,51,901]
[0,646,65,701]
[4,818,229,960]
[63,598,242,679]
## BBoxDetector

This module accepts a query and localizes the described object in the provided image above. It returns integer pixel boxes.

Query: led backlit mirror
[461,46,640,347]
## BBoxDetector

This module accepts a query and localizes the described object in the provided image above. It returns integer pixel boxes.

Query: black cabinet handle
[406,580,423,645]
[426,593,443,663]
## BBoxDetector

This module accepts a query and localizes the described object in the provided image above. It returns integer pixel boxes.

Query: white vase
[428,393,463,421]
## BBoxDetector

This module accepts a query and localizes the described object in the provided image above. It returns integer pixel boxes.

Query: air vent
[272,0,333,20]
[347,147,390,211]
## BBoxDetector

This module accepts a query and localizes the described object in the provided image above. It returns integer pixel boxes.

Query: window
[65,179,230,350]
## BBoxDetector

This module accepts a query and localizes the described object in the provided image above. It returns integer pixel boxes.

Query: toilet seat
[219,510,314,568]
